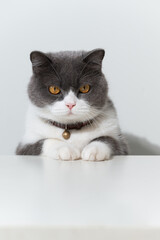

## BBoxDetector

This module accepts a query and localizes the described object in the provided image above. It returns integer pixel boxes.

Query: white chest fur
[21,104,120,152]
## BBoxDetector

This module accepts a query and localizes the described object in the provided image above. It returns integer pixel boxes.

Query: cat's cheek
[41,139,81,160]
[81,141,112,161]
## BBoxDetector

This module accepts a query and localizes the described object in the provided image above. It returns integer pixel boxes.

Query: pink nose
[66,103,76,110]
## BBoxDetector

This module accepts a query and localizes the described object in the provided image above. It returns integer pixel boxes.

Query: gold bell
[62,129,70,140]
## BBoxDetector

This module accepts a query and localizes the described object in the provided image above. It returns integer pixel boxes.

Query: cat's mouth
[68,110,73,115]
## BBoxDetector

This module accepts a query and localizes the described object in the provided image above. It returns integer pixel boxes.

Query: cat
[16,49,128,160]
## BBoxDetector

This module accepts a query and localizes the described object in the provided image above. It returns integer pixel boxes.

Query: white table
[0,156,160,240]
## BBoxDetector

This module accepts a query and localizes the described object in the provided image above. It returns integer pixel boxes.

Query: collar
[43,118,93,130]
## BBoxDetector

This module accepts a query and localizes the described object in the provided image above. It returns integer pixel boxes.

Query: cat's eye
[49,86,61,95]
[79,84,90,93]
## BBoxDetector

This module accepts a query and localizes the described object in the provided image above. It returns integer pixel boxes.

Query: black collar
[43,118,93,130]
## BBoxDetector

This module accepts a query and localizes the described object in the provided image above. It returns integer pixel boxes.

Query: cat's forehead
[47,51,85,70]
[46,51,87,89]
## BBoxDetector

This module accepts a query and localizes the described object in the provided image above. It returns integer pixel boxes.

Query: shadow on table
[125,133,160,155]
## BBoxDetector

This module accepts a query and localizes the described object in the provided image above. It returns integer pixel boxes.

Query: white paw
[81,141,112,161]
[42,139,80,160]
[58,146,80,160]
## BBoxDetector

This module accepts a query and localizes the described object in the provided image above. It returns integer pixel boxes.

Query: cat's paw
[81,141,112,161]
[42,139,80,160]
[58,146,80,160]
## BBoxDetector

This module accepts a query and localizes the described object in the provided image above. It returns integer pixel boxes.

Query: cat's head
[28,49,108,124]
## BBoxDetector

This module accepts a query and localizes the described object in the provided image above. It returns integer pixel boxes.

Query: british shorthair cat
[16,49,128,160]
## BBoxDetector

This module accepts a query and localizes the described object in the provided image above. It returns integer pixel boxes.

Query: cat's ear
[30,51,52,74]
[83,49,105,65]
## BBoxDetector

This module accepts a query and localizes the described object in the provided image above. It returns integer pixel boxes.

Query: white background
[0,0,159,154]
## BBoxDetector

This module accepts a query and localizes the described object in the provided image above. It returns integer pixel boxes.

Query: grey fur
[16,140,44,155]
[28,49,108,109]
[91,135,128,155]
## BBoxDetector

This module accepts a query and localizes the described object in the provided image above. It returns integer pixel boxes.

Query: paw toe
[58,147,71,160]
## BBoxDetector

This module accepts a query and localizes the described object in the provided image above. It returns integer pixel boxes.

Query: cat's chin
[52,114,91,124]
[52,112,99,124]
[31,103,101,124]
[35,109,91,124]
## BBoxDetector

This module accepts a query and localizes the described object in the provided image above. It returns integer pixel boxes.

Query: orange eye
[49,86,61,95]
[79,84,90,93]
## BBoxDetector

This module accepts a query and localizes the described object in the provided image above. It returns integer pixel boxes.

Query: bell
[62,129,70,140]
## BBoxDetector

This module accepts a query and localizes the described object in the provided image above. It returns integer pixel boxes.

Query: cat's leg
[16,139,81,160]
[81,136,128,161]
[16,139,45,155]
[42,139,81,160]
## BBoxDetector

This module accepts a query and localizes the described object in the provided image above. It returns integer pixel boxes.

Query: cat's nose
[66,103,76,110]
